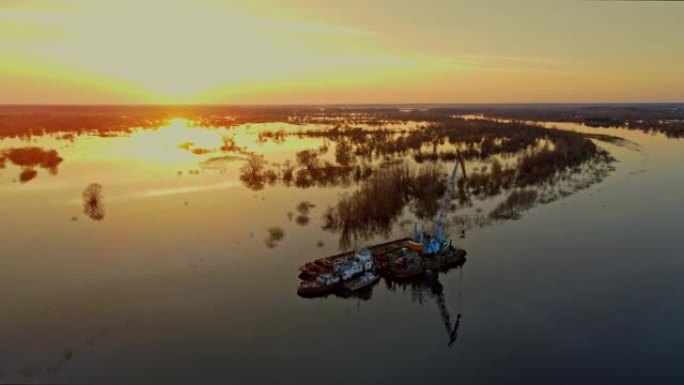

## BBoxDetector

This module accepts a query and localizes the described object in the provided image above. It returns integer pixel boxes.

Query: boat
[297,273,342,296]
[343,272,380,291]
[334,248,373,280]
[297,249,376,296]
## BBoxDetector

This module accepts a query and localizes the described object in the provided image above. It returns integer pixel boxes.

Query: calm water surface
[1,118,683,384]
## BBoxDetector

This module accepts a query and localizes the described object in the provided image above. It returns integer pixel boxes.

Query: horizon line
[1,102,683,107]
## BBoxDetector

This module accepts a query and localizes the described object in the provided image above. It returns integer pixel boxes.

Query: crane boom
[433,154,462,243]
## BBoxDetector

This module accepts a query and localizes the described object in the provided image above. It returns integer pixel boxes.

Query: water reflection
[264,227,285,248]
[212,115,617,248]
[379,273,464,347]
[0,107,618,251]
[295,201,315,226]
[313,263,466,347]
[319,146,612,249]
[322,163,447,249]
[240,154,267,191]
[1,106,682,383]
[199,155,245,172]
[0,147,63,183]
[2,324,110,382]
[19,169,38,183]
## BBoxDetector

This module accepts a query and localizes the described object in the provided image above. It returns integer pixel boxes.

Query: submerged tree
[322,162,447,249]
[488,189,539,220]
[82,183,105,221]
[335,139,354,166]
[239,154,266,190]
[264,227,285,248]
[1,147,64,183]
[295,149,320,170]
[19,169,38,183]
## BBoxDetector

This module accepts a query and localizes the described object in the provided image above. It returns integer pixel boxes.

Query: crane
[412,152,467,254]
[433,153,467,243]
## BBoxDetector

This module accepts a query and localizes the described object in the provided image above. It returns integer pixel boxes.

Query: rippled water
[1,113,683,384]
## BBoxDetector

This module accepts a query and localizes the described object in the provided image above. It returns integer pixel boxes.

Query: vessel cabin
[316,274,340,285]
[333,261,363,280]
[354,248,373,265]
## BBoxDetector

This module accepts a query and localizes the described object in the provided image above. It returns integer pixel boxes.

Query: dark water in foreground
[1,118,683,384]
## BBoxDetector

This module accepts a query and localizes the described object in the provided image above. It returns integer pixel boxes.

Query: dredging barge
[297,238,467,296]
[297,155,469,297]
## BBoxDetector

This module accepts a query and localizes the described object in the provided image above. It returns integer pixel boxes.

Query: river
[0,114,682,384]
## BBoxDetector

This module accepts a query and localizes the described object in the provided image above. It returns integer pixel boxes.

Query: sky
[0,0,683,104]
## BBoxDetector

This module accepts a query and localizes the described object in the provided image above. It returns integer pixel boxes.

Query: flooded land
[1,105,683,384]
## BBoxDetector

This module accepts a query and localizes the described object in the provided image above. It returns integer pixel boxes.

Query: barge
[298,237,411,280]
[297,238,467,296]
[297,155,469,297]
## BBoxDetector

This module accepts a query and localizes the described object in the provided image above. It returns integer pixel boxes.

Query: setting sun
[2,0,683,104]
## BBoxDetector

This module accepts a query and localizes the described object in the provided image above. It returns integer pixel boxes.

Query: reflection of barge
[297,156,468,297]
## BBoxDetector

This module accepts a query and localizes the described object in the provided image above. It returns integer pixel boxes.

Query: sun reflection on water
[119,118,223,165]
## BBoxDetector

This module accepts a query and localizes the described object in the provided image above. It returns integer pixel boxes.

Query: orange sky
[1,0,683,104]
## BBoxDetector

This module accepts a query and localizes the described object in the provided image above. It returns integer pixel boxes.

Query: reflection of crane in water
[388,266,465,347]
[426,269,463,347]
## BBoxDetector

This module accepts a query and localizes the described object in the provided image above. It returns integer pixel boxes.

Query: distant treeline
[1,104,682,138]
[434,104,684,138]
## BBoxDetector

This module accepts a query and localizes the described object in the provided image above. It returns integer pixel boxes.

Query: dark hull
[297,282,342,297]
[388,247,467,279]
[343,276,380,291]
[388,268,425,279]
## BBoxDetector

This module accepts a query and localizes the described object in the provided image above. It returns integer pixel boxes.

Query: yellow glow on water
[122,119,221,163]
[56,118,224,174]
[14,119,328,181]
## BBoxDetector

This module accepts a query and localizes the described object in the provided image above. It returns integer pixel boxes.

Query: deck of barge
[299,237,412,277]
